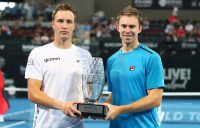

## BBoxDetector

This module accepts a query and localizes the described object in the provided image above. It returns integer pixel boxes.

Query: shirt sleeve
[25,49,43,81]
[146,53,165,89]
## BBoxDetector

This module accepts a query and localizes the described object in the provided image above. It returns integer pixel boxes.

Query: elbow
[152,98,162,107]
[28,91,34,102]
[148,89,163,107]
[148,96,162,108]
[154,101,161,107]
[28,91,38,103]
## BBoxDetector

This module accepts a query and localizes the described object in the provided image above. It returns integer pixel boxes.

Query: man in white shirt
[25,3,91,128]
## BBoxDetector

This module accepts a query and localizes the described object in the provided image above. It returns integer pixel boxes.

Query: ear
[116,24,120,32]
[73,22,76,31]
[138,25,143,33]
[51,21,54,31]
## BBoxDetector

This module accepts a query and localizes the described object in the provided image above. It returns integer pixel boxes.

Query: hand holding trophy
[77,57,108,118]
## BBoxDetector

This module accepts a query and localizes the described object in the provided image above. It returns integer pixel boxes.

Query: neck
[54,37,72,49]
[122,41,139,53]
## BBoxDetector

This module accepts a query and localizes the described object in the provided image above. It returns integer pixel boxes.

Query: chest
[42,55,84,76]
[111,55,146,79]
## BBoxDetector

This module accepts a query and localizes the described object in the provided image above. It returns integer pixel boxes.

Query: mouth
[123,34,134,37]
[124,35,131,37]
[123,35,134,39]
[122,35,134,42]
[60,31,69,35]
[122,32,135,37]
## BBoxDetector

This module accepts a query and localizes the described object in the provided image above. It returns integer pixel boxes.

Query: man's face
[117,16,142,45]
[52,10,76,41]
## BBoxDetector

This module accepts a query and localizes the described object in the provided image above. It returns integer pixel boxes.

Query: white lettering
[174,112,183,121]
[164,68,191,80]
[197,113,200,121]
[164,68,191,90]
[189,112,196,121]
[165,79,187,90]
[22,44,39,52]
[189,112,200,121]
[164,111,171,121]
[104,42,121,48]
[171,68,180,79]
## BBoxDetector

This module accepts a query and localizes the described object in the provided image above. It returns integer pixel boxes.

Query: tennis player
[25,3,91,128]
[104,5,165,128]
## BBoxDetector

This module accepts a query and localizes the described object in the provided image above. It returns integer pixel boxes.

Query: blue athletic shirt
[106,43,165,128]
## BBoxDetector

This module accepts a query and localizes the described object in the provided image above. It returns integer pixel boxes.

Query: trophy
[77,57,108,118]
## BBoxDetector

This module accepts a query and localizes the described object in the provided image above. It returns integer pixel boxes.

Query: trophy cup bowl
[77,57,108,118]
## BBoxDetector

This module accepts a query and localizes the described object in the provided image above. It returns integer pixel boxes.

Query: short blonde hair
[116,5,142,26]
[52,3,77,22]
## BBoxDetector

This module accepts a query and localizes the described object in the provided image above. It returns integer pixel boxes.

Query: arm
[104,88,163,120]
[28,78,81,117]
[104,93,112,104]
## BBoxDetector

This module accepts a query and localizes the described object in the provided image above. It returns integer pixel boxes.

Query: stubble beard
[124,37,134,48]
[123,32,135,47]
[125,43,132,48]
[61,37,67,43]
[60,33,71,44]
[123,37,136,51]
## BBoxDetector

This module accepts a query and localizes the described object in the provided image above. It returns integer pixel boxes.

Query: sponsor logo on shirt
[27,58,34,65]
[129,66,135,71]
[44,57,60,63]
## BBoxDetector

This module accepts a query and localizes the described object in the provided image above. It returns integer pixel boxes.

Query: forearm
[28,89,64,109]
[119,97,158,114]
[28,89,82,117]
[119,89,163,114]
[27,79,65,110]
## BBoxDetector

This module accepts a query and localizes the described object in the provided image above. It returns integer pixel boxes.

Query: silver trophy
[77,57,108,118]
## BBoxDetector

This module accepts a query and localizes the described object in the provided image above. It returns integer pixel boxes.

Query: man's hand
[55,100,82,117]
[103,103,121,120]
[63,101,82,117]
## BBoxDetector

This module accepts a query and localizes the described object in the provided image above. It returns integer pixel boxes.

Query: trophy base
[77,103,108,118]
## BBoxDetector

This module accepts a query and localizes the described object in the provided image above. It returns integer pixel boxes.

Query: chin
[61,35,69,39]
[124,40,132,44]
[61,37,68,41]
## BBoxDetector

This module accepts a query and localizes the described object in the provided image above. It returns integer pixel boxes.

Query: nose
[124,27,131,33]
[61,23,68,28]
[61,21,69,28]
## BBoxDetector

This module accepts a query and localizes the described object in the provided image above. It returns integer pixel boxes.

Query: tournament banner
[132,0,200,9]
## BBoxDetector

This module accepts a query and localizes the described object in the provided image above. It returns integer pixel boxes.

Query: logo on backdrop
[164,68,191,90]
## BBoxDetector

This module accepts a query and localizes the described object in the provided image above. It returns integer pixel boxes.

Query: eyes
[57,19,74,24]
[121,24,135,29]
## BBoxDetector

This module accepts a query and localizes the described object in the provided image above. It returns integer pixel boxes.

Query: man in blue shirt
[104,5,165,128]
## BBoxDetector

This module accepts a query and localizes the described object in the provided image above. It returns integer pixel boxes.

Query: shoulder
[138,43,161,60]
[138,43,154,54]
[30,43,53,55]
[73,45,92,58]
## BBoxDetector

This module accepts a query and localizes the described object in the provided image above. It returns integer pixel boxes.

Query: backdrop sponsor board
[99,38,200,92]
[0,39,200,97]
[132,0,200,9]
